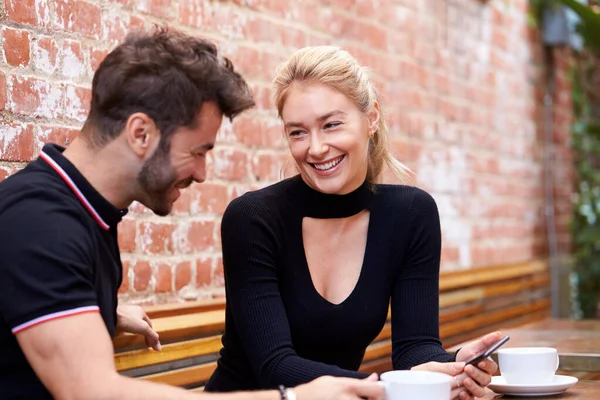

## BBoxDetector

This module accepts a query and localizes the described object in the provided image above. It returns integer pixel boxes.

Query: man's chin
[151,204,173,217]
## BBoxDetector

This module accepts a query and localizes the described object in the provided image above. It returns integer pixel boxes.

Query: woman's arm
[390,189,455,369]
[221,194,369,388]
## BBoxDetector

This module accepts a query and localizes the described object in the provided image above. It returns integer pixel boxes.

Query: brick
[2,28,30,67]
[188,220,215,252]
[33,36,59,75]
[60,40,86,80]
[9,76,62,119]
[139,222,175,255]
[232,115,263,146]
[282,27,307,49]
[135,0,173,18]
[262,119,285,148]
[0,167,8,183]
[211,2,248,40]
[117,219,137,253]
[251,84,272,111]
[172,187,192,215]
[89,48,108,73]
[175,261,192,290]
[0,73,5,111]
[102,9,133,42]
[223,46,263,80]
[53,0,101,38]
[0,122,34,162]
[196,257,212,287]
[212,257,224,287]
[63,85,91,121]
[191,182,229,214]
[155,263,172,293]
[5,0,50,27]
[119,260,130,293]
[252,152,286,182]
[133,260,152,291]
[178,0,211,29]
[35,125,79,148]
[211,148,248,181]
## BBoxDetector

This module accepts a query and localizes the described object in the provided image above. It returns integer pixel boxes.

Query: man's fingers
[349,380,384,399]
[140,320,161,351]
[363,373,379,382]
[143,313,153,329]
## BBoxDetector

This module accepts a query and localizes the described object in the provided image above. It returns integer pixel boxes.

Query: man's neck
[62,137,135,210]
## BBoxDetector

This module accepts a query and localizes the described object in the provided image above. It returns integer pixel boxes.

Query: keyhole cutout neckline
[289,175,375,306]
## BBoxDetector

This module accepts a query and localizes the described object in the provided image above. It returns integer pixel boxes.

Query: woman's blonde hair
[272,46,410,184]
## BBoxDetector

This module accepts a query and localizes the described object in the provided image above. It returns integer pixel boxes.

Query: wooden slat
[440,299,550,339]
[145,299,226,319]
[440,288,484,308]
[443,310,550,349]
[439,260,547,291]
[374,324,392,342]
[439,304,484,324]
[114,310,225,349]
[115,336,222,372]
[359,357,392,374]
[143,362,217,386]
[363,341,392,362]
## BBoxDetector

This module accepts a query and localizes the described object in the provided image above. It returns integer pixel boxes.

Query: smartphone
[465,335,510,366]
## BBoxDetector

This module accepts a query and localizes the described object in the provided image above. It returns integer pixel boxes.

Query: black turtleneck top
[204,175,454,392]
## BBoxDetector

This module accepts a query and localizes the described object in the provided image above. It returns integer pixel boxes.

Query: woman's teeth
[313,156,344,171]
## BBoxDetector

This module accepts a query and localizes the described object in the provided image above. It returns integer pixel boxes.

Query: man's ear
[123,113,160,160]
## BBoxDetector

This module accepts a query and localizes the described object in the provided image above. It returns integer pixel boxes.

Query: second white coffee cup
[378,370,452,400]
[498,347,560,385]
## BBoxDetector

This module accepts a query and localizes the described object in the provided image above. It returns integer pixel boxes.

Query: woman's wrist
[278,385,297,400]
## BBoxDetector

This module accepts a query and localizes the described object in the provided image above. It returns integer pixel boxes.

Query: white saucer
[488,375,578,397]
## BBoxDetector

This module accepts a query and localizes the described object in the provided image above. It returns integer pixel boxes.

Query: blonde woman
[205,47,499,400]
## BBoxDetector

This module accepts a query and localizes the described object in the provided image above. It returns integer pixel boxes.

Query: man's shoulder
[0,166,92,237]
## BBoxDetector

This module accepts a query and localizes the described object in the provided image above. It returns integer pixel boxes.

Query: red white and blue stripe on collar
[39,150,110,231]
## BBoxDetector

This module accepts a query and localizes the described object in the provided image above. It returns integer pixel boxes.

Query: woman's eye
[289,130,304,137]
[324,122,342,129]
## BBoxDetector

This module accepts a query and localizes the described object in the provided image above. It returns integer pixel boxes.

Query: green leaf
[559,0,600,50]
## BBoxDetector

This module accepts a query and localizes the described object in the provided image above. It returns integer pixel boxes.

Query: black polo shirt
[0,143,126,399]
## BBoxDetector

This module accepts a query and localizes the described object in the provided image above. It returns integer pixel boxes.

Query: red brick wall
[0,0,573,304]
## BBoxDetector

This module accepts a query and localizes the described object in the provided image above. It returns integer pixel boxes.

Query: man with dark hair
[0,27,383,400]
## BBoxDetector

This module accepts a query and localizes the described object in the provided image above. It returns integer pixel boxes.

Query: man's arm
[17,311,279,400]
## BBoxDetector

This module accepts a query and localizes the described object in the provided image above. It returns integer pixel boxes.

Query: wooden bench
[113,259,550,390]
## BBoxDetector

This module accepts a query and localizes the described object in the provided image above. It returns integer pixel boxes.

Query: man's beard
[137,147,178,217]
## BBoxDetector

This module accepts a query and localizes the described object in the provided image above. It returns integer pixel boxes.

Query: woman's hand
[294,373,384,400]
[411,361,472,399]
[453,331,502,399]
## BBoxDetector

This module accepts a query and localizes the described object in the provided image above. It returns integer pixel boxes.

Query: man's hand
[294,373,384,400]
[116,305,161,351]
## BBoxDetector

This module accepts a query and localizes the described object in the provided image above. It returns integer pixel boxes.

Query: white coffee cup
[498,347,560,385]
[378,370,452,400]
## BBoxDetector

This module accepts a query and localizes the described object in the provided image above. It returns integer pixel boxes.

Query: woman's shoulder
[373,183,437,209]
[224,177,298,218]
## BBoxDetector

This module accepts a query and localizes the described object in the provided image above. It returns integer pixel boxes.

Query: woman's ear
[368,101,381,134]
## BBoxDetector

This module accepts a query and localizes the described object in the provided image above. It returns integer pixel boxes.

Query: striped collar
[38,143,127,230]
